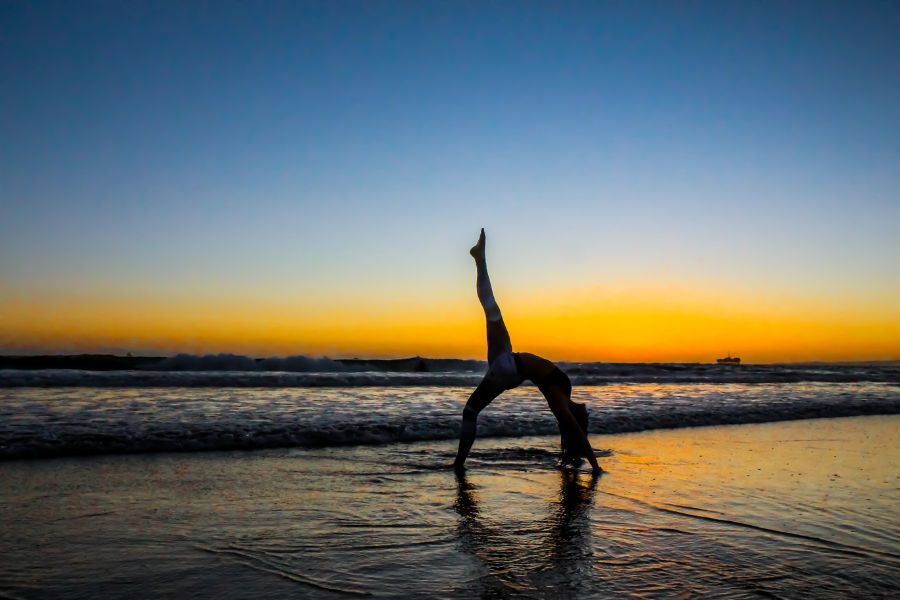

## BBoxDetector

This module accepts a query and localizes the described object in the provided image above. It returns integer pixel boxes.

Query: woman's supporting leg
[454,377,505,470]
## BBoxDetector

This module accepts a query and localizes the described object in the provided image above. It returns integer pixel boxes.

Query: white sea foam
[1,382,897,459]
[1,359,897,387]
[154,353,350,372]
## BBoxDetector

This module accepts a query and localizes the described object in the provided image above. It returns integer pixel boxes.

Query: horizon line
[1,352,897,367]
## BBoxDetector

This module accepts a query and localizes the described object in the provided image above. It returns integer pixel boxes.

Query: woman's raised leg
[470,228,513,363]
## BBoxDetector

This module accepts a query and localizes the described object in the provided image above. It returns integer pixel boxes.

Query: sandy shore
[2,415,898,598]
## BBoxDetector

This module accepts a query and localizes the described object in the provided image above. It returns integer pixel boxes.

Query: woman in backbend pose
[454,229,603,473]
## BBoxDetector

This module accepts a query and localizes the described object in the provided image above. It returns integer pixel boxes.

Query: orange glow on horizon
[1,283,897,363]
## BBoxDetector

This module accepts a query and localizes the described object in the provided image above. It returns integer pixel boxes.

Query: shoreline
[3,380,898,461]
[2,415,897,598]
[4,409,900,463]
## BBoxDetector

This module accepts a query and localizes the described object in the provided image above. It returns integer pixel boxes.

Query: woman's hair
[560,401,589,462]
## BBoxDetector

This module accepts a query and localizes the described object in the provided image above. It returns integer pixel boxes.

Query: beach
[2,415,897,598]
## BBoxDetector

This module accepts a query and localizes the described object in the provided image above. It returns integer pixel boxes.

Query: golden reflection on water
[599,416,900,554]
[454,468,600,595]
[2,417,897,598]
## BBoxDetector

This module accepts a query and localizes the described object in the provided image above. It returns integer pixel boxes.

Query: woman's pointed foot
[469,228,486,261]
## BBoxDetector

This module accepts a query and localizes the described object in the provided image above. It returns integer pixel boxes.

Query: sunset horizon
[2,3,898,598]
[4,3,898,365]
[3,273,897,362]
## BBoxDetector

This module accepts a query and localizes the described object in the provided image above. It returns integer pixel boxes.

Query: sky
[1,1,898,362]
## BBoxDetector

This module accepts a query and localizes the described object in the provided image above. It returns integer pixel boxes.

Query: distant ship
[716,354,741,365]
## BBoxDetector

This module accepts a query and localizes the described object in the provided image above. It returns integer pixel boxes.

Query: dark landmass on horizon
[0,354,897,372]
[0,354,478,372]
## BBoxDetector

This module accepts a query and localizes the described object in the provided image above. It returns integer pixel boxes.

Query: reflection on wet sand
[454,469,600,597]
[2,418,896,598]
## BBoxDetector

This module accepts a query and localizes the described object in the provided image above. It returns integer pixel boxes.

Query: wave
[0,369,484,388]
[155,353,352,372]
[1,354,897,387]
[1,383,897,460]
[1,362,898,388]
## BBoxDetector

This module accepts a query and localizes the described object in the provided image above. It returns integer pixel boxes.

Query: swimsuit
[485,351,524,390]
[486,352,571,396]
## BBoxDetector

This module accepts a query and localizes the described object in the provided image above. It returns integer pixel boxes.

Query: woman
[454,229,603,473]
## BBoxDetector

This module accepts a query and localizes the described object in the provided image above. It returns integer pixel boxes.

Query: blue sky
[1,1,898,358]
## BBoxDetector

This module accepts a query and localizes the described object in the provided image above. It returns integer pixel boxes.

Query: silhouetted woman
[454,229,602,473]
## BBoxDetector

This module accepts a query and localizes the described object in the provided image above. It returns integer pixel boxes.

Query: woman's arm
[548,393,602,473]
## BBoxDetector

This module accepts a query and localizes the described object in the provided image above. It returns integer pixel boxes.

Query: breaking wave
[1,382,897,460]
[1,356,897,387]
[154,353,350,372]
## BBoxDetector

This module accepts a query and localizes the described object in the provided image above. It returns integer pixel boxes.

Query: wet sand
[2,415,898,598]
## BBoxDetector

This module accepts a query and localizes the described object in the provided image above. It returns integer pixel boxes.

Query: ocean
[1,362,898,598]
[1,360,897,459]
